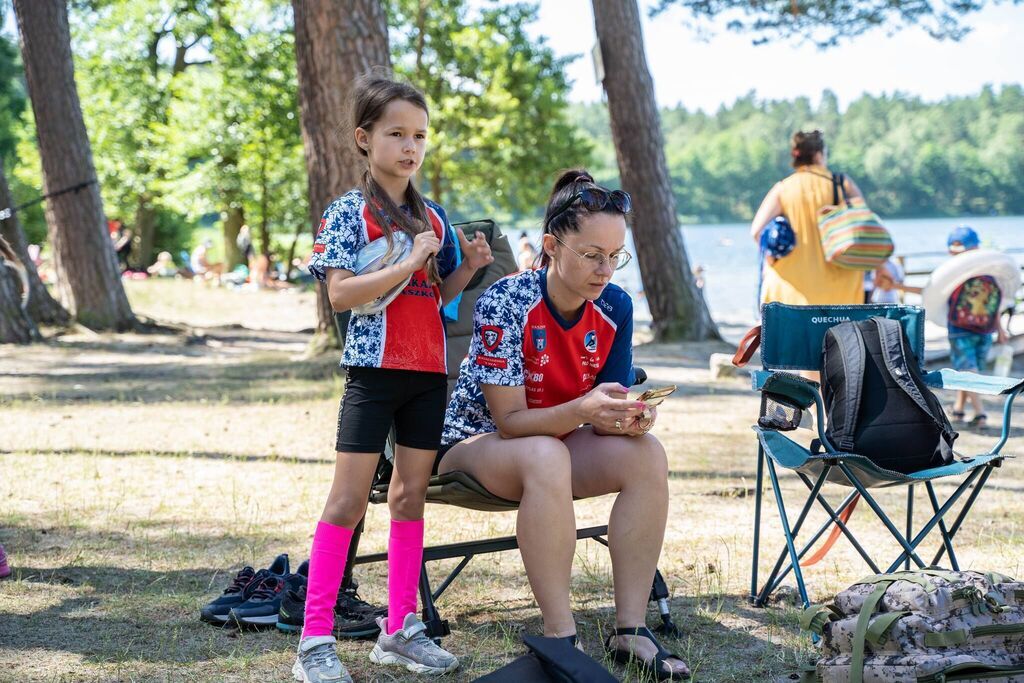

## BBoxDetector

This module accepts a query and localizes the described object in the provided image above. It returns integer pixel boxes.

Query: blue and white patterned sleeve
[595,287,636,387]
[308,194,366,282]
[430,202,460,281]
[466,279,526,386]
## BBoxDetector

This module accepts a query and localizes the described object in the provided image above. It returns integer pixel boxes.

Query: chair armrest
[751,370,820,410]
[923,369,1024,396]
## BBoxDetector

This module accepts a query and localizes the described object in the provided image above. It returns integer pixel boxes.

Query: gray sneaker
[369,612,459,675]
[292,635,352,683]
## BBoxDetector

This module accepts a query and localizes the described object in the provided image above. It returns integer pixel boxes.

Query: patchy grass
[1,279,1022,681]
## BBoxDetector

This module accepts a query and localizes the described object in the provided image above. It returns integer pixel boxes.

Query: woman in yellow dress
[751,130,865,306]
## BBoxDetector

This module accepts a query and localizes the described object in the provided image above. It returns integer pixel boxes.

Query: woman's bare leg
[438,434,577,636]
[563,427,688,677]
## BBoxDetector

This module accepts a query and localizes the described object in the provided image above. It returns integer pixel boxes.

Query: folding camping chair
[339,219,679,641]
[748,303,1023,610]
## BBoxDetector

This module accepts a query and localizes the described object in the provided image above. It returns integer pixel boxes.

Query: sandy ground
[1,279,1022,682]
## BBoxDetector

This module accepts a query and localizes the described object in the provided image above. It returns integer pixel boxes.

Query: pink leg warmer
[301,520,354,638]
[387,518,424,634]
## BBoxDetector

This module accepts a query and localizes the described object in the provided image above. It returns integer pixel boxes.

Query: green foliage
[389,0,589,222]
[160,1,306,253]
[574,86,1024,222]
[651,0,1023,48]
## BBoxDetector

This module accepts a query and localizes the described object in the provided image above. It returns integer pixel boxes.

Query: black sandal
[968,413,989,429]
[604,625,690,680]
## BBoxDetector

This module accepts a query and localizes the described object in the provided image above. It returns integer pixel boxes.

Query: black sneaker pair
[277,577,386,639]
[229,559,309,629]
[199,553,290,626]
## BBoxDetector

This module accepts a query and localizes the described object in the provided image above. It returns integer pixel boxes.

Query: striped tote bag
[818,173,893,270]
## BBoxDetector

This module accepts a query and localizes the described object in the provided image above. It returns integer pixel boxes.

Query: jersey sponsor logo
[584,330,598,353]
[481,325,503,352]
[598,298,613,312]
[531,326,547,352]
[476,355,508,369]
[527,371,544,382]
[316,217,326,236]
[312,243,325,253]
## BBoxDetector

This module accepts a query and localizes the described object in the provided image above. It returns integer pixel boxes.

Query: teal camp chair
[749,303,1023,610]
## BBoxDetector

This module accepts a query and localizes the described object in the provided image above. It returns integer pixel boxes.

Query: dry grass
[1,279,1022,682]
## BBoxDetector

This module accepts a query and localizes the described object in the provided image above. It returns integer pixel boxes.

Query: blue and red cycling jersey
[308,189,459,374]
[442,268,634,445]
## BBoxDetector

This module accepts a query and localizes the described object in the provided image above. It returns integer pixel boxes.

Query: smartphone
[635,385,677,408]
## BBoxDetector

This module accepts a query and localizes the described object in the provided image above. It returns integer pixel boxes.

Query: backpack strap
[851,580,894,683]
[872,318,958,462]
[837,173,849,204]
[831,172,840,206]
[825,322,866,452]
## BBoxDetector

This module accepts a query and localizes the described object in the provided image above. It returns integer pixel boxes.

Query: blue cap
[947,225,980,253]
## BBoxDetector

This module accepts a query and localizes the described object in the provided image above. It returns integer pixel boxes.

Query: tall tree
[13,0,135,330]
[0,29,68,325]
[291,0,391,349]
[592,0,717,341]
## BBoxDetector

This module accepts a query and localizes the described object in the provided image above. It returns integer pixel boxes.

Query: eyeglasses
[552,234,632,271]
[544,188,632,230]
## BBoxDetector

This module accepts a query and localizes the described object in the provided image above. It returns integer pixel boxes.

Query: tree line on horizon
[575,85,1024,224]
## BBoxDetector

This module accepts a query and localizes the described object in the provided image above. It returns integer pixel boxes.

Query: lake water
[611,215,1024,328]
[517,215,1024,341]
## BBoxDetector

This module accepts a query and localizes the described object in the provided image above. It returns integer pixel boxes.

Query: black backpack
[820,317,957,474]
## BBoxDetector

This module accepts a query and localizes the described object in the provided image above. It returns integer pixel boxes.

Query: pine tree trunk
[13,0,135,330]
[0,164,70,326]
[592,0,718,342]
[0,241,38,343]
[291,0,391,347]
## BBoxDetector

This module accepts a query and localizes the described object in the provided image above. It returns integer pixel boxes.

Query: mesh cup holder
[758,392,804,432]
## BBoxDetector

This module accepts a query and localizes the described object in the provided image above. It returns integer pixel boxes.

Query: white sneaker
[369,612,459,675]
[293,635,352,683]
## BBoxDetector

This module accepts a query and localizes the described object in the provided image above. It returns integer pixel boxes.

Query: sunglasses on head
[544,188,632,231]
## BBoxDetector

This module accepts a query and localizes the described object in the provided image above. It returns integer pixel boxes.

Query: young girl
[295,73,492,683]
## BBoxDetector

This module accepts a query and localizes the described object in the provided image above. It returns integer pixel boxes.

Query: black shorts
[336,366,448,453]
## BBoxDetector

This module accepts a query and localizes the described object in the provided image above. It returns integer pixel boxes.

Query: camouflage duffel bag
[800,569,1024,682]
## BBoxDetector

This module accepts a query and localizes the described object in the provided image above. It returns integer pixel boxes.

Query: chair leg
[795,473,880,574]
[758,488,866,605]
[932,465,993,566]
[755,467,830,606]
[765,458,810,609]
[418,560,450,642]
[925,481,960,570]
[839,463,928,569]
[884,467,984,572]
[750,443,765,604]
[649,569,681,637]
[905,485,914,572]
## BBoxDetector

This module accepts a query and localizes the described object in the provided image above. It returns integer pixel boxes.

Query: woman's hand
[577,383,647,434]
[458,230,494,270]
[409,231,441,271]
[625,406,658,437]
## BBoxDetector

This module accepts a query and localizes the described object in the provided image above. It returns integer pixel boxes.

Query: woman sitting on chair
[436,169,689,680]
